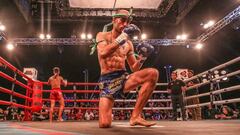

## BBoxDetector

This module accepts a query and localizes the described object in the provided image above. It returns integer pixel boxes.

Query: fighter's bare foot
[130,117,156,127]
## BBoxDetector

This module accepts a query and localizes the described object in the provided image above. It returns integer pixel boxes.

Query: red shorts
[50,88,63,100]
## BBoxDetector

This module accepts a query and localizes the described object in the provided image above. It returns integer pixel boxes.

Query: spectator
[76,109,84,120]
[0,108,5,121]
[32,105,49,121]
[62,110,68,121]
[18,110,25,121]
[161,110,168,120]
[185,70,201,120]
[152,110,160,120]
[125,110,131,120]
[41,105,49,120]
[4,109,10,120]
[145,110,152,120]
[119,110,125,120]
[167,72,187,121]
[160,94,166,99]
[84,110,94,120]
[232,108,240,119]
[203,104,219,119]
[7,105,19,120]
[216,106,234,119]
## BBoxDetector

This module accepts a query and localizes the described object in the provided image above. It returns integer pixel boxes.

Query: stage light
[39,34,45,39]
[81,33,86,39]
[181,34,188,40]
[176,34,188,40]
[0,24,5,31]
[212,70,228,82]
[203,20,215,29]
[203,24,209,29]
[141,33,147,39]
[6,43,14,51]
[176,35,181,39]
[87,34,92,39]
[195,43,203,49]
[46,34,51,39]
[208,20,215,26]
[133,36,138,40]
[164,65,172,69]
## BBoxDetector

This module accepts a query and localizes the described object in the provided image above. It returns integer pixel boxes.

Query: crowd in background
[1,98,239,122]
[1,69,240,121]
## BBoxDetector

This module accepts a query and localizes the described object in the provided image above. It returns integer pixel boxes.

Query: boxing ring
[0,56,240,135]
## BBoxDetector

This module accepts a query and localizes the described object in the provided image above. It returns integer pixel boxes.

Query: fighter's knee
[147,68,159,81]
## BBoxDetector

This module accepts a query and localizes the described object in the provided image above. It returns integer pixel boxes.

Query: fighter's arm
[47,77,52,85]
[96,32,121,58]
[127,42,144,72]
[127,42,155,72]
[60,76,67,87]
[97,24,141,58]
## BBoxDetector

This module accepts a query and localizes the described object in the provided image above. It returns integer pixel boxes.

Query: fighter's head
[171,72,177,80]
[188,70,194,78]
[112,9,133,32]
[53,67,60,74]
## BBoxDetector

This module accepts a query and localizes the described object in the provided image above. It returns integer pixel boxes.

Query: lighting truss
[55,0,176,19]
[12,38,197,46]
[0,31,7,41]
[197,5,240,42]
[11,2,240,46]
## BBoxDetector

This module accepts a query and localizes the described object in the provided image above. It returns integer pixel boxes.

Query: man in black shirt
[185,70,202,120]
[167,72,186,120]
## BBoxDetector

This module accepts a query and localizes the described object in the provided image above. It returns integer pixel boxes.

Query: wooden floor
[1,120,240,135]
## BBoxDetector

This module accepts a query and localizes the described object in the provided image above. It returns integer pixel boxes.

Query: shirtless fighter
[96,9,159,128]
[48,67,67,122]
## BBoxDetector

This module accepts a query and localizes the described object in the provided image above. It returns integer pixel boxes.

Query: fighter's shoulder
[96,32,110,39]
[97,32,111,45]
[49,76,54,80]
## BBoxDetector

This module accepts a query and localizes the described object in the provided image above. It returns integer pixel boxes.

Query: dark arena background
[0,0,240,135]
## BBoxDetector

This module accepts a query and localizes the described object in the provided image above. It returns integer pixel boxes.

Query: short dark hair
[113,9,130,19]
[171,72,177,75]
[53,67,60,73]
[188,70,194,74]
